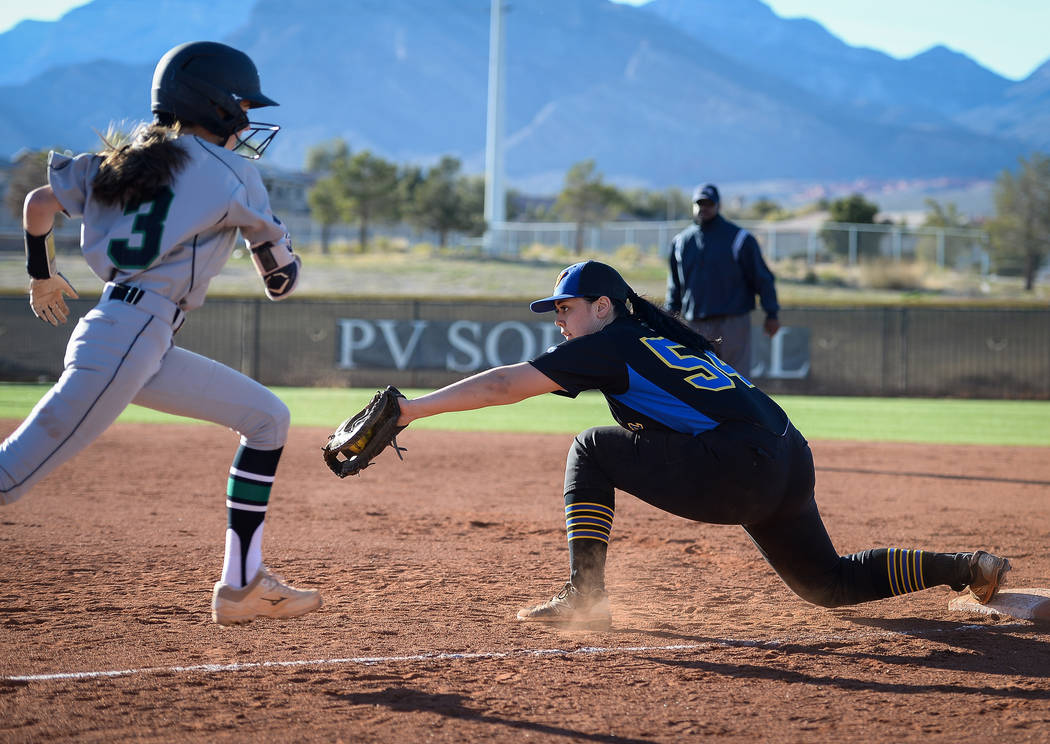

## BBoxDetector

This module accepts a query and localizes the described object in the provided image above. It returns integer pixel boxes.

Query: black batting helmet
[151,41,279,156]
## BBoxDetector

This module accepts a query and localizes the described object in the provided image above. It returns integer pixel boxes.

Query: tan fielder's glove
[30,274,79,326]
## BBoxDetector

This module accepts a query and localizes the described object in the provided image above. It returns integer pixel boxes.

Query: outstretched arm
[322,364,563,478]
[398,362,562,426]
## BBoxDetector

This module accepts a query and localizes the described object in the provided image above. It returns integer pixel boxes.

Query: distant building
[258,165,316,219]
[0,155,28,242]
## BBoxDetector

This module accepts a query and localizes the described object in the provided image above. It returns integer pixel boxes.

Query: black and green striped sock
[222,445,283,588]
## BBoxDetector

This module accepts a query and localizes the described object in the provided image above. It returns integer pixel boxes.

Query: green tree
[506,189,554,221]
[754,198,782,220]
[505,188,527,221]
[829,193,879,224]
[917,198,972,264]
[408,156,484,247]
[397,164,425,221]
[732,197,784,221]
[338,150,400,252]
[307,178,344,255]
[459,175,487,238]
[304,140,353,254]
[305,138,351,174]
[553,159,624,255]
[4,149,51,221]
[622,187,691,221]
[822,193,882,259]
[986,153,1050,290]
[922,198,969,229]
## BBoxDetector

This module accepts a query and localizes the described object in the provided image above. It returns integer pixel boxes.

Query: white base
[948,587,1050,622]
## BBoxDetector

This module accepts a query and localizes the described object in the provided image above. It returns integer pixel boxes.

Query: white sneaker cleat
[212,565,322,625]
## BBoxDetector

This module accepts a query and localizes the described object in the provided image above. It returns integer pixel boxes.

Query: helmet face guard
[233,122,280,160]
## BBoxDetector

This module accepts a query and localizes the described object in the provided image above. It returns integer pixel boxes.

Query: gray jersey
[48,135,290,312]
[4,41,321,621]
[2,134,296,507]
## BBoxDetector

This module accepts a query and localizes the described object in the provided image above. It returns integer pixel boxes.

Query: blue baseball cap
[530,260,631,313]
[693,183,720,204]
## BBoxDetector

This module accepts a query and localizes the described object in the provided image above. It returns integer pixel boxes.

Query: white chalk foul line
[2,622,1025,684]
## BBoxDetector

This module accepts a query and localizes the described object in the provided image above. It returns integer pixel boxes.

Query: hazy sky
[616,0,1049,80]
[0,0,89,33]
[763,0,1048,80]
[1,0,1046,80]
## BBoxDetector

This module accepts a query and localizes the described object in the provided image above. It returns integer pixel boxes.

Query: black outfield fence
[1,296,1047,399]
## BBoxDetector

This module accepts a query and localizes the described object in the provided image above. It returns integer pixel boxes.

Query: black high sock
[564,500,613,592]
[850,548,972,599]
[569,538,608,593]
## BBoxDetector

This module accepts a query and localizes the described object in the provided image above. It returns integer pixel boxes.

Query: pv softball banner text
[336,318,811,378]
[337,319,565,372]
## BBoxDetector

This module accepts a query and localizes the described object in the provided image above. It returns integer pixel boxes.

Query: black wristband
[25,230,55,280]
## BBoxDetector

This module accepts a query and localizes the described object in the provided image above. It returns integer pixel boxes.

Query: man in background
[666,183,780,375]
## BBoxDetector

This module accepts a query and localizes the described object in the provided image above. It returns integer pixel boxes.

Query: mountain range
[0,0,1046,198]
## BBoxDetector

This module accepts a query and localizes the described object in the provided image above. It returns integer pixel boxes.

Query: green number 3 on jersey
[106,187,175,269]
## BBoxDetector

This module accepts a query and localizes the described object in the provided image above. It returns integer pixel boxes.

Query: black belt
[108,283,184,328]
[110,284,146,305]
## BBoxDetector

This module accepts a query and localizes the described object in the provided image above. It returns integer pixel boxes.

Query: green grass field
[2,383,1047,446]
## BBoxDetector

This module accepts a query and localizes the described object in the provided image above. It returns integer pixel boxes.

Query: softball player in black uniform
[396,260,1010,625]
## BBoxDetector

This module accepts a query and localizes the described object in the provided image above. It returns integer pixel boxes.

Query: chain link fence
[0,217,991,274]
[481,220,992,272]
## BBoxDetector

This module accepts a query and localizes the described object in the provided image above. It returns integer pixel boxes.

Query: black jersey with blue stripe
[529,316,789,436]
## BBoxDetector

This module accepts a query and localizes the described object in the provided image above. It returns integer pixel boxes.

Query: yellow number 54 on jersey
[641,337,754,391]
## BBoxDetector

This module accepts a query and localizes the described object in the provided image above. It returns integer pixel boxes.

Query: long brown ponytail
[614,288,715,353]
[91,124,190,208]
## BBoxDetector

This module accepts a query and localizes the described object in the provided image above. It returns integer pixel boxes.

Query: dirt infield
[2,421,1049,743]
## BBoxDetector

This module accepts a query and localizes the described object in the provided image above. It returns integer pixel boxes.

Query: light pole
[483,0,507,254]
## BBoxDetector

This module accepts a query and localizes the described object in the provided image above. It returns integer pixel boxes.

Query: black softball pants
[564,422,970,607]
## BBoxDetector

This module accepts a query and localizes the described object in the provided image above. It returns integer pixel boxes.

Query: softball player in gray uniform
[0,41,320,626]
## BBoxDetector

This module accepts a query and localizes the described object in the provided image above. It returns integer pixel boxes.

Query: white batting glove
[30,274,79,326]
